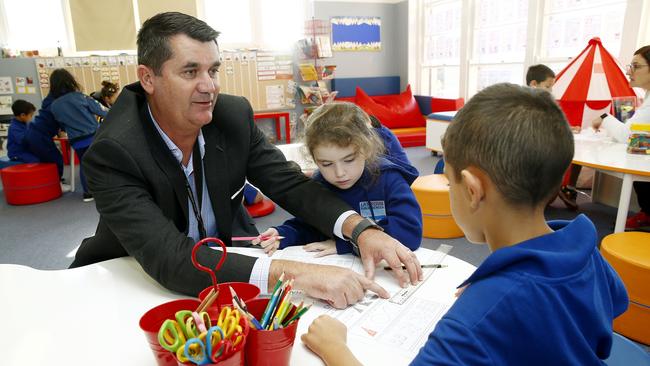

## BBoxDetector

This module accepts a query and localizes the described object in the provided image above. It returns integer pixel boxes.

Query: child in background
[49,69,108,202]
[24,79,66,185]
[254,102,422,257]
[526,64,556,92]
[90,80,120,109]
[7,100,37,163]
[526,64,581,209]
[302,84,628,365]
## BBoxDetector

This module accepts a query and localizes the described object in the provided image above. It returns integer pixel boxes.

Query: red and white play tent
[552,37,639,127]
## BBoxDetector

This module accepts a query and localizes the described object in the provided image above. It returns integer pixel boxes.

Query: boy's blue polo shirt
[411,214,628,365]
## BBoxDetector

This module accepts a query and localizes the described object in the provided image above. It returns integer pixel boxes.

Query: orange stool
[1,163,62,205]
[600,232,650,345]
[411,174,463,239]
[246,198,276,218]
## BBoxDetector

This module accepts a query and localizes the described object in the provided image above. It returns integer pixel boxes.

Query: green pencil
[282,303,311,327]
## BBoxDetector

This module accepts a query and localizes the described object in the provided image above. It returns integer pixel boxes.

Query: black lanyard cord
[185,177,207,240]
[184,141,207,240]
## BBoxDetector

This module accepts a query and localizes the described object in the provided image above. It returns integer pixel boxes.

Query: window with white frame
[1,0,68,51]
[416,0,637,100]
[541,0,627,60]
[467,0,528,96]
[203,0,307,51]
[420,0,462,98]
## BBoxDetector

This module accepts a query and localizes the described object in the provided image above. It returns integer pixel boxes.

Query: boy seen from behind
[302,83,628,365]
[7,99,38,163]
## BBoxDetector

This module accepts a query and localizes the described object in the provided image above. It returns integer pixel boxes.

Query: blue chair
[604,333,650,366]
[433,158,445,174]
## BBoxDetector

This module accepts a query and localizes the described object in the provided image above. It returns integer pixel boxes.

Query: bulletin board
[218,50,295,112]
[35,55,138,98]
[33,52,295,112]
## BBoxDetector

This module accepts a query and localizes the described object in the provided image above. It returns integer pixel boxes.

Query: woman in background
[49,69,107,202]
[90,81,120,109]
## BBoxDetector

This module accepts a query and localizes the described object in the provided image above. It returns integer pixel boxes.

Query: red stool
[246,198,276,218]
[1,163,62,205]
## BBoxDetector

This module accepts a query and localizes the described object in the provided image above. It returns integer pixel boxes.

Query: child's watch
[348,218,383,256]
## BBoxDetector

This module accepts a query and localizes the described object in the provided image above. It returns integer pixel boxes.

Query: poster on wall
[331,16,381,51]
[0,77,13,94]
[0,96,12,114]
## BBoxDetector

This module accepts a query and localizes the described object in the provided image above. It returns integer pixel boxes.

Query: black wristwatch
[600,113,608,119]
[348,218,383,256]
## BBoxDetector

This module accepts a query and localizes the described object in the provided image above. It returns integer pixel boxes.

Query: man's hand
[302,315,363,366]
[251,228,281,256]
[357,229,422,288]
[270,260,389,309]
[304,240,337,258]
[592,115,604,131]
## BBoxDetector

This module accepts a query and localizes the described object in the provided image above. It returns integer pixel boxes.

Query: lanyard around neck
[183,141,206,240]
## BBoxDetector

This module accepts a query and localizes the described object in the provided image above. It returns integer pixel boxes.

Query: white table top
[572,134,650,177]
[0,248,476,366]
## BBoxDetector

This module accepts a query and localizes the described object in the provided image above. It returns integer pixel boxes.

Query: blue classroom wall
[314,1,408,91]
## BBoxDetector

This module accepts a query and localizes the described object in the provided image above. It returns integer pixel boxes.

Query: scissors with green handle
[157,309,211,352]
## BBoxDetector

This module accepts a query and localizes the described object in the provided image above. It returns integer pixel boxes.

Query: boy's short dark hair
[137,12,220,75]
[442,83,573,207]
[526,64,556,86]
[11,99,36,116]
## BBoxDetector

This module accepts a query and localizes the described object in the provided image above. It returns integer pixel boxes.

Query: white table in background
[0,247,475,366]
[573,135,650,232]
[425,111,456,153]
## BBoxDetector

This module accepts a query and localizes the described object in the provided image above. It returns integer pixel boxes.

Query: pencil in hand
[384,264,447,270]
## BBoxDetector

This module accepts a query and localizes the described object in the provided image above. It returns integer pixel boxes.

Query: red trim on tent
[599,44,636,98]
[561,45,596,101]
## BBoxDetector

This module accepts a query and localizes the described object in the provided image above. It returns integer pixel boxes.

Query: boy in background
[7,100,38,163]
[526,64,556,92]
[302,83,628,365]
[526,64,581,209]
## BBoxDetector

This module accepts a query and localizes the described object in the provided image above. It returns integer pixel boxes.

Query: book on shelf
[299,63,319,81]
[315,36,332,58]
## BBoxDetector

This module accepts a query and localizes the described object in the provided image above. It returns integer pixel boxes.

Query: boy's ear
[137,65,155,94]
[460,167,485,210]
[529,80,537,88]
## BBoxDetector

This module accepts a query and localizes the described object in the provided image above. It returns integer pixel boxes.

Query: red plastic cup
[198,282,261,316]
[139,298,201,366]
[244,298,300,366]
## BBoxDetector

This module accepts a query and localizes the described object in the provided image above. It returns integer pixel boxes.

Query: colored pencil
[229,285,249,313]
[282,304,311,327]
[264,282,288,329]
[231,236,285,241]
[260,273,285,328]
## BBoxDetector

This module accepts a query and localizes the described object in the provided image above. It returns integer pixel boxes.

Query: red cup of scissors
[175,306,250,366]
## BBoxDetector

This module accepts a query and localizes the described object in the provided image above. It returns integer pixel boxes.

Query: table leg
[284,113,291,143]
[70,144,75,193]
[274,118,282,142]
[614,174,633,233]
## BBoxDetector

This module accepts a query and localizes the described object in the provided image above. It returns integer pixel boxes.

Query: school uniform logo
[359,201,386,221]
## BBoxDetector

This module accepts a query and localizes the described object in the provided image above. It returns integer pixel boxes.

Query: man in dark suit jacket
[70,12,421,309]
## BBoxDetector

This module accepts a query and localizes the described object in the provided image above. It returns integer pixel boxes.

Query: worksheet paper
[224,246,457,360]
